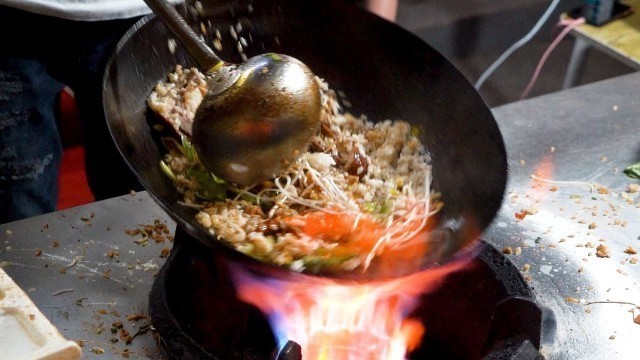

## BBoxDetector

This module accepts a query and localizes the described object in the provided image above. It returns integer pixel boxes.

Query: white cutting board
[0,267,82,360]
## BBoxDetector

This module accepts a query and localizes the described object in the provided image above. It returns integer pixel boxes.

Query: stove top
[150,230,551,359]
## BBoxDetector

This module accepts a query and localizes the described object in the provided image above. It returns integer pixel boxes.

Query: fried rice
[148,65,440,273]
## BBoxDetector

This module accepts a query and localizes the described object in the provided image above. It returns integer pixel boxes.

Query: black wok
[103,0,508,281]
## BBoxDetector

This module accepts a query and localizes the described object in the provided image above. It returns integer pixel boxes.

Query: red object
[57,145,94,210]
[57,89,94,209]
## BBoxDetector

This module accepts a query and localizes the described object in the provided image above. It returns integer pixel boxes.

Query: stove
[149,229,552,360]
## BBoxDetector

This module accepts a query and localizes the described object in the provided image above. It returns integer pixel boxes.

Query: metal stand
[562,37,590,89]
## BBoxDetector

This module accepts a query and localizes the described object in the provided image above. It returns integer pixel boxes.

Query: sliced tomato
[286,211,385,255]
[285,210,433,273]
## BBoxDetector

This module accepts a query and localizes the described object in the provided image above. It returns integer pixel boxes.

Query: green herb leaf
[362,200,390,215]
[210,172,226,184]
[159,161,177,182]
[186,168,227,201]
[301,254,356,273]
[180,136,199,164]
[623,162,640,179]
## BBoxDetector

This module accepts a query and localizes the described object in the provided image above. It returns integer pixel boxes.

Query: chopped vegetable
[362,200,390,216]
[159,136,228,201]
[179,136,199,164]
[285,204,435,269]
[623,162,640,179]
[159,161,177,181]
[186,168,226,201]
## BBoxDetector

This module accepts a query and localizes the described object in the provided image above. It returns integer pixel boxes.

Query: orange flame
[530,155,555,194]
[515,155,555,220]
[231,259,469,360]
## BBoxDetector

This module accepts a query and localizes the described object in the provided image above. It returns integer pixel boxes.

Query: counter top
[488,71,640,360]
[0,192,172,358]
[1,72,639,359]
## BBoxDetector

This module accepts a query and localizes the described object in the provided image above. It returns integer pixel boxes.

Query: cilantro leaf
[623,162,640,179]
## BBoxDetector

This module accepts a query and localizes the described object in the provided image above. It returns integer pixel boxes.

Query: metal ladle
[144,0,322,185]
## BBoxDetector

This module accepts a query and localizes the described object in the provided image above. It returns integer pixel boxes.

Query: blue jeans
[0,7,142,223]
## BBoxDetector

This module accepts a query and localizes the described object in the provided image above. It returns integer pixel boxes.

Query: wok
[103,0,508,281]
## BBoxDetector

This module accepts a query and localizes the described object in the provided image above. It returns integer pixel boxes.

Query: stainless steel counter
[1,72,639,359]
[487,72,640,360]
[0,193,173,358]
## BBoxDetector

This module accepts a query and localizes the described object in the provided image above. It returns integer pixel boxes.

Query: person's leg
[0,58,64,223]
[66,17,144,200]
[0,6,76,223]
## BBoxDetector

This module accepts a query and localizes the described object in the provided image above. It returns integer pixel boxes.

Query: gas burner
[150,229,551,359]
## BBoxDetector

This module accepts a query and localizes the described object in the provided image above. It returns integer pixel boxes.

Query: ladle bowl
[193,54,321,185]
[144,0,321,185]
